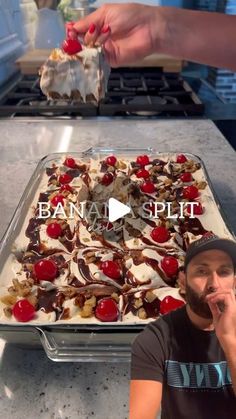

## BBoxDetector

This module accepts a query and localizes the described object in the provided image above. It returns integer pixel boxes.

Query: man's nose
[207,272,220,292]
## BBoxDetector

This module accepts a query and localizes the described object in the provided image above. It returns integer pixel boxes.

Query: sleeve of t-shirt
[130,322,166,382]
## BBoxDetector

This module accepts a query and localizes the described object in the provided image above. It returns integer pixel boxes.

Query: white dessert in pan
[0,152,233,324]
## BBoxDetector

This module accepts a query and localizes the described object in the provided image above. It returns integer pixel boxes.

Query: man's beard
[185,283,213,319]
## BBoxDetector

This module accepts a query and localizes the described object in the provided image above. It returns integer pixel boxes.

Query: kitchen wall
[0,0,235,103]
[194,0,218,11]
[0,0,37,86]
[195,0,236,103]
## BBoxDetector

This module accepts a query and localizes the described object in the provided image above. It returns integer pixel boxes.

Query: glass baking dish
[0,147,234,362]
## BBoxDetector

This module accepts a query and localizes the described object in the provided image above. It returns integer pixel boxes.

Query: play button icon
[108,198,131,222]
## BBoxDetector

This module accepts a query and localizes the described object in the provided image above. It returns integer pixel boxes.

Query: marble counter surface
[0,119,235,419]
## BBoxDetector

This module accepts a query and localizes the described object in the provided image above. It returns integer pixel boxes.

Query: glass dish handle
[36,327,133,362]
[82,146,154,156]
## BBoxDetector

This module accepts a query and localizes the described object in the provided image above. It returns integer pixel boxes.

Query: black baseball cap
[184,233,236,271]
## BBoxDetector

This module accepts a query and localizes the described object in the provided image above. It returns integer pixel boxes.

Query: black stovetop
[0,68,204,118]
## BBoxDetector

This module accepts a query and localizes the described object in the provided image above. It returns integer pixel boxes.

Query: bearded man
[130,234,236,419]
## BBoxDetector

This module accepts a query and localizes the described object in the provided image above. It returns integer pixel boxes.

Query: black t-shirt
[131,306,236,419]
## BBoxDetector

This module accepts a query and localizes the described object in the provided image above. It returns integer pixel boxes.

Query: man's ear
[178,269,187,295]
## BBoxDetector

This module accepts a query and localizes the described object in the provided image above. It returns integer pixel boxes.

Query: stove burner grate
[0,68,204,118]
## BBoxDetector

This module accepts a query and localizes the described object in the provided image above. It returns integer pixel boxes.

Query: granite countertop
[0,119,235,419]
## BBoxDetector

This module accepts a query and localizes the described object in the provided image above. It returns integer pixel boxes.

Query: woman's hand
[73,4,236,71]
[73,3,167,67]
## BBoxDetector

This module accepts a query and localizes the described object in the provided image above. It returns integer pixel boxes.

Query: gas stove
[0,68,205,118]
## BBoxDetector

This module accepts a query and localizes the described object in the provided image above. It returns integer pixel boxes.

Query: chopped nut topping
[3,307,12,318]
[79,295,96,318]
[111,293,119,303]
[150,166,162,174]
[10,278,33,297]
[164,179,173,186]
[0,295,17,306]
[134,298,143,309]
[80,305,93,318]
[138,308,147,319]
[194,180,207,190]
[145,291,157,303]
[8,286,17,295]
[116,160,127,170]
[84,252,97,264]
[85,296,96,307]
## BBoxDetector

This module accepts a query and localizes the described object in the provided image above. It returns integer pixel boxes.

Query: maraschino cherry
[59,173,72,185]
[46,222,62,239]
[12,299,36,322]
[161,256,179,276]
[51,194,64,206]
[136,169,150,179]
[160,296,185,315]
[176,154,187,163]
[136,155,150,166]
[62,38,82,55]
[34,259,58,281]
[101,172,114,186]
[101,260,121,279]
[151,226,170,243]
[180,172,192,182]
[95,298,119,322]
[187,202,204,215]
[140,181,155,194]
[183,185,199,200]
[64,157,76,168]
[105,155,117,166]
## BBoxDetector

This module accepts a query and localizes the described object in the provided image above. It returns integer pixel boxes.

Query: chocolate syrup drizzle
[37,288,65,320]
[25,217,45,253]
[46,166,57,177]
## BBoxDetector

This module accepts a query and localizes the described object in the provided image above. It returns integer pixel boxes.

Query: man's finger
[206,292,231,304]
[208,301,221,322]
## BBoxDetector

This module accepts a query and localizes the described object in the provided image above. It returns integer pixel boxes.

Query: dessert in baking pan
[0,151,233,324]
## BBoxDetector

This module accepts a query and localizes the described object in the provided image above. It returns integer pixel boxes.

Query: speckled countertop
[0,119,235,419]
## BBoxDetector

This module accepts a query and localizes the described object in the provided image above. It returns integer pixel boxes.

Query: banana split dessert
[0,152,233,324]
[40,25,110,102]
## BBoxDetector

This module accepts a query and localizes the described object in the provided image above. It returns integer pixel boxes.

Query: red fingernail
[101,24,110,34]
[89,23,96,34]
[66,22,77,31]
[68,29,78,40]
[66,22,78,38]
